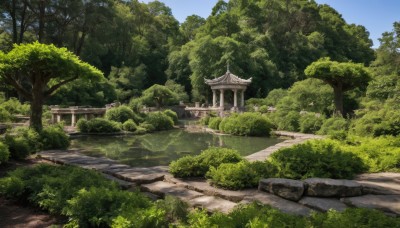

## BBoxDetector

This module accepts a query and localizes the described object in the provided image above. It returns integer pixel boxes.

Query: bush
[318,116,348,136]
[299,113,325,133]
[145,112,174,131]
[105,105,134,123]
[274,110,301,132]
[269,139,366,179]
[0,107,12,122]
[122,119,137,132]
[77,118,121,133]
[0,142,10,165]
[163,109,178,124]
[40,125,70,150]
[4,127,40,159]
[169,147,243,178]
[138,122,155,133]
[208,117,222,130]
[219,113,272,136]
[199,116,211,126]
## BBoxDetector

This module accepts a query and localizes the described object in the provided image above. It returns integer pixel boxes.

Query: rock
[355,172,400,195]
[241,192,313,216]
[304,178,362,197]
[188,196,237,214]
[101,173,136,190]
[341,194,400,215]
[259,178,304,201]
[140,181,204,202]
[299,197,347,212]
[110,167,168,184]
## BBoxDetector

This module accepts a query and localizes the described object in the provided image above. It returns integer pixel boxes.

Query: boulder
[259,178,305,201]
[304,178,362,197]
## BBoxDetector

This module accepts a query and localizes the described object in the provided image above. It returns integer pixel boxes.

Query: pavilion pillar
[233,89,238,108]
[212,89,217,107]
[51,114,55,124]
[71,113,76,127]
[219,89,224,108]
[241,90,245,107]
[57,114,61,123]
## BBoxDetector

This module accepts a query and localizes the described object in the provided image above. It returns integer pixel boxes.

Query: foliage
[163,109,179,124]
[299,113,326,134]
[271,110,301,132]
[219,112,272,136]
[155,195,189,223]
[145,112,174,131]
[0,142,10,165]
[141,84,179,109]
[77,118,121,133]
[318,116,349,136]
[164,80,189,103]
[122,119,138,132]
[40,125,70,150]
[105,105,134,123]
[138,122,156,133]
[269,139,366,179]
[208,117,222,130]
[109,65,147,103]
[4,126,40,160]
[169,147,242,178]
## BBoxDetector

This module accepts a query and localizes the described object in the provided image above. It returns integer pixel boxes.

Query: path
[246,131,324,161]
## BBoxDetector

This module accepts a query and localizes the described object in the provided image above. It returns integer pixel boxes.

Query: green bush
[269,139,366,179]
[299,113,325,133]
[145,112,174,131]
[105,105,134,123]
[169,147,243,178]
[163,109,178,124]
[0,142,10,165]
[219,113,272,136]
[275,110,301,132]
[4,127,40,160]
[138,122,156,133]
[78,118,121,133]
[199,116,211,125]
[39,125,70,150]
[0,107,12,122]
[122,119,138,132]
[208,117,222,130]
[318,116,348,136]
[156,195,189,223]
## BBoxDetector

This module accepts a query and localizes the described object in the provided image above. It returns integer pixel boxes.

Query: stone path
[246,131,324,161]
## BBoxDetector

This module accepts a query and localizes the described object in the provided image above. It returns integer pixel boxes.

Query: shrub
[275,110,301,132]
[0,142,10,165]
[219,113,272,136]
[4,127,40,159]
[105,105,134,123]
[78,118,121,133]
[122,119,137,132]
[199,116,211,126]
[318,116,348,135]
[163,109,178,124]
[208,117,222,130]
[138,122,155,133]
[269,139,366,179]
[169,156,204,178]
[155,195,189,223]
[145,112,174,131]
[299,113,325,133]
[40,125,70,150]
[0,107,12,122]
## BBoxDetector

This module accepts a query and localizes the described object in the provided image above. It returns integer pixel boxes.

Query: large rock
[299,197,347,212]
[341,194,400,216]
[304,178,362,197]
[259,178,304,201]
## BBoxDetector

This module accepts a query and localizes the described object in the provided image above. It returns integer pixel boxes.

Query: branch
[44,76,78,98]
[2,74,31,100]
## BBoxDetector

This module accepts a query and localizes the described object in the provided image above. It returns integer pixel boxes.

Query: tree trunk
[38,0,45,43]
[333,85,344,116]
[30,81,44,132]
[11,0,18,43]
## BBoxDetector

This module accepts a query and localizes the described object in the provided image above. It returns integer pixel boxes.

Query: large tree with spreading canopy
[0,42,103,131]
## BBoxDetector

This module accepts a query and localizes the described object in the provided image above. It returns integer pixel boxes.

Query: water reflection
[70,129,283,167]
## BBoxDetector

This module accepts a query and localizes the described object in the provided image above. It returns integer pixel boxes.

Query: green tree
[305,58,371,115]
[141,84,178,109]
[0,42,103,131]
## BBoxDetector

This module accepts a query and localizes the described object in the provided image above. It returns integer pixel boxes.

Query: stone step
[298,197,347,212]
[341,194,400,216]
[188,196,237,214]
[110,167,167,184]
[141,181,204,202]
[101,173,136,190]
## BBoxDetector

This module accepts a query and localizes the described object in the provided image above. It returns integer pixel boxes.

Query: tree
[304,58,371,115]
[0,42,103,131]
[141,84,178,109]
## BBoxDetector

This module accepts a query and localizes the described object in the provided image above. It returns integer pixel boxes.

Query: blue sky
[141,0,400,48]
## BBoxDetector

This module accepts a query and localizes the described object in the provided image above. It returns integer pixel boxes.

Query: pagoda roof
[205,70,252,86]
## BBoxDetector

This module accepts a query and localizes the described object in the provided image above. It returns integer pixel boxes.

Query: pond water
[70,128,284,167]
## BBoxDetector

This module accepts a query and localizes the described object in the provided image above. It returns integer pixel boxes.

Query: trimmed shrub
[269,139,366,179]
[219,113,272,136]
[299,113,325,133]
[122,119,137,132]
[0,142,10,165]
[40,125,70,150]
[275,110,301,132]
[163,109,178,124]
[169,156,204,178]
[145,112,174,131]
[208,117,222,130]
[138,122,155,133]
[4,127,40,160]
[78,118,121,133]
[318,116,348,136]
[105,105,134,123]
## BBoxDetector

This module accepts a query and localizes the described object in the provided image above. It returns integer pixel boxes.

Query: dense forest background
[0,0,398,112]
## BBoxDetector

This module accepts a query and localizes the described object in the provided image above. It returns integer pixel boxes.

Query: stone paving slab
[241,192,313,216]
[188,196,238,214]
[101,173,136,190]
[111,168,167,184]
[341,194,400,215]
[299,197,348,212]
[355,172,400,195]
[141,181,204,202]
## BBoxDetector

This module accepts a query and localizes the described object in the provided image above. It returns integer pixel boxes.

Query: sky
[141,0,400,48]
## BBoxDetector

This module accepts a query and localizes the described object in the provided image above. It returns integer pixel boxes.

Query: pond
[70,128,284,167]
